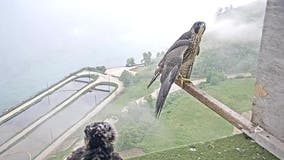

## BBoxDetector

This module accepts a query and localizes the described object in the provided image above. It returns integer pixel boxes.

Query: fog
[0,1,268,158]
[0,0,257,66]
[0,0,259,111]
[210,20,263,42]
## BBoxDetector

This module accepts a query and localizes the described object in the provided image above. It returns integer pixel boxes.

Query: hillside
[112,0,266,155]
[49,1,267,159]
[192,0,266,78]
[114,78,255,153]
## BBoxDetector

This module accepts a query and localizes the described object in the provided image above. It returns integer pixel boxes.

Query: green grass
[48,149,71,160]
[78,76,256,154]
[120,78,256,153]
[47,140,78,160]
[86,77,256,153]
[203,78,255,113]
[128,134,278,160]
[55,69,256,158]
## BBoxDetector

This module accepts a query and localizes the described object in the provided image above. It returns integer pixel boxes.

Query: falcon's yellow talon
[182,78,192,83]
[177,74,192,88]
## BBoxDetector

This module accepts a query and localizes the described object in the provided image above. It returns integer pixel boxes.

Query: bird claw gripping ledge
[177,73,192,88]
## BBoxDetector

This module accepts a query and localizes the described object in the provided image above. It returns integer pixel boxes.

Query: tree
[156,51,165,58]
[141,51,152,66]
[94,66,106,74]
[126,57,135,67]
[206,71,226,85]
[119,70,135,87]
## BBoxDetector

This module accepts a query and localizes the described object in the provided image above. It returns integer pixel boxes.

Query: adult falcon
[147,21,206,117]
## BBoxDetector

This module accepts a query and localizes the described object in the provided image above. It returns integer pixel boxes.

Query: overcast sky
[0,0,264,109]
[0,0,258,66]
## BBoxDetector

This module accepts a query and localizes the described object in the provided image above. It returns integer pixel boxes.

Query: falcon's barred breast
[180,22,205,79]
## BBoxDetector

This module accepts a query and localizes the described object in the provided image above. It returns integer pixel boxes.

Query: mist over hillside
[110,1,267,154]
[0,0,265,112]
[192,0,266,77]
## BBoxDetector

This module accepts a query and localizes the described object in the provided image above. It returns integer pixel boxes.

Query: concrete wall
[252,0,284,142]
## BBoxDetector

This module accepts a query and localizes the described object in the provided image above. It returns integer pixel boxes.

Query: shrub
[119,70,135,87]
[206,71,226,85]
[126,58,136,67]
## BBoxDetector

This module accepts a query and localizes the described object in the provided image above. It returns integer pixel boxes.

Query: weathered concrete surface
[252,0,284,142]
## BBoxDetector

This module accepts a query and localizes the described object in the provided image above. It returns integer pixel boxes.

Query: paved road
[105,66,138,77]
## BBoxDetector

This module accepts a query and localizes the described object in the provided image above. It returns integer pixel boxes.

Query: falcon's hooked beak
[192,21,206,36]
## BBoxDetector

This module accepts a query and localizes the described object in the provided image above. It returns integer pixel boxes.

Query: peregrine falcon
[147,21,206,117]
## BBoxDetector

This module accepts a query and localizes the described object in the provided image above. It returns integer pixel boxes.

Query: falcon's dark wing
[155,45,188,117]
[147,39,191,89]
[151,21,206,118]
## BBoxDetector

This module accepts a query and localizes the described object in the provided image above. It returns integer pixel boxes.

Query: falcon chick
[67,122,122,160]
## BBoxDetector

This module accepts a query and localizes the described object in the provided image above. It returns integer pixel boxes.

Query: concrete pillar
[252,0,284,142]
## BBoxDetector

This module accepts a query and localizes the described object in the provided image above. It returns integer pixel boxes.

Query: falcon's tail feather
[147,71,160,89]
[155,65,179,118]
